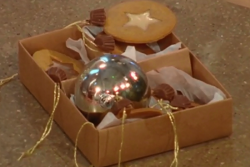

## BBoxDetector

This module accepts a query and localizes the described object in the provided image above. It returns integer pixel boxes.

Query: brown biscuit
[89,8,106,26]
[152,83,175,101]
[111,98,133,115]
[46,67,67,83]
[94,33,115,52]
[170,95,191,109]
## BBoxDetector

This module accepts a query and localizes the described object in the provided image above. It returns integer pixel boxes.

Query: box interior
[61,48,230,100]
[20,26,231,129]
[59,47,231,132]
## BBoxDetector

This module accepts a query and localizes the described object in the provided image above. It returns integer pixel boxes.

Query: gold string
[118,108,127,167]
[64,20,101,53]
[73,122,94,167]
[18,83,61,161]
[64,20,88,29]
[0,73,18,87]
[73,108,127,167]
[151,99,179,167]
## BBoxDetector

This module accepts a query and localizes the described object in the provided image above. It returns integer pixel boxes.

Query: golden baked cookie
[104,0,176,44]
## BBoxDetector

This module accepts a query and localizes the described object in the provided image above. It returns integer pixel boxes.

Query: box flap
[138,48,192,75]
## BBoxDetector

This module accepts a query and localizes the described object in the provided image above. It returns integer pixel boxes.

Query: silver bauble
[74,54,150,122]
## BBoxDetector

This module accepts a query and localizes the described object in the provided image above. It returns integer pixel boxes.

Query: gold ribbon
[151,99,179,167]
[118,109,127,167]
[0,73,18,88]
[64,20,101,53]
[73,122,94,167]
[74,108,127,167]
[18,83,61,161]
[64,20,88,29]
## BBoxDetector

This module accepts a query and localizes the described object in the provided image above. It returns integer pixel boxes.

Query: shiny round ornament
[74,54,150,121]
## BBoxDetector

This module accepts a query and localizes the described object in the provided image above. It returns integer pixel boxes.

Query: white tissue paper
[148,96,170,111]
[122,42,182,62]
[66,38,90,64]
[208,92,224,104]
[66,25,181,64]
[146,67,226,104]
[97,112,141,130]
[65,26,101,64]
[146,42,161,52]
[85,26,103,37]
[70,94,75,103]
[82,26,95,40]
[121,46,137,61]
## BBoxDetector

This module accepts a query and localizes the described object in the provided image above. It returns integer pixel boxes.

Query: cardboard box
[18,26,232,167]
[227,0,250,8]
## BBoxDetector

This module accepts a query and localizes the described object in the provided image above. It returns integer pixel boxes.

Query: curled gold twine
[18,83,60,161]
[0,73,18,87]
[64,20,87,29]
[151,99,179,167]
[73,122,94,167]
[118,108,127,167]
[64,20,101,53]
[73,108,127,167]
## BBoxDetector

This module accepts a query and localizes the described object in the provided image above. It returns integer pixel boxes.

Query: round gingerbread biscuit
[104,0,176,44]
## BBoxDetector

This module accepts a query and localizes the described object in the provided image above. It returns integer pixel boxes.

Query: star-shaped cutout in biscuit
[123,10,160,30]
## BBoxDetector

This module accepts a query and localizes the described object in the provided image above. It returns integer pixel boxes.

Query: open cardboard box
[18,26,232,167]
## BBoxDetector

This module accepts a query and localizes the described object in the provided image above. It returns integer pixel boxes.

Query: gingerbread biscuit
[104,0,176,44]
